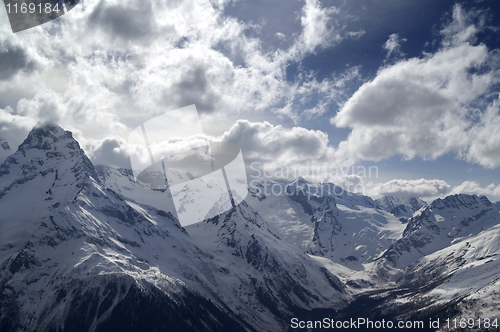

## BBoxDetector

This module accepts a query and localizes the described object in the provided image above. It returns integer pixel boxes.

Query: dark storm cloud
[0,45,34,81]
[87,136,131,168]
[87,0,157,43]
[163,66,221,114]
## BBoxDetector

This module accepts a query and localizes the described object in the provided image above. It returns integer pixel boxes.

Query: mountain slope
[396,221,500,321]
[308,195,500,328]
[351,204,500,326]
[376,194,500,280]
[246,178,406,271]
[0,125,249,331]
[0,137,12,171]
[186,201,348,327]
[0,125,348,332]
[98,168,349,329]
[0,125,99,267]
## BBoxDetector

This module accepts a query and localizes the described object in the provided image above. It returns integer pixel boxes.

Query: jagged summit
[376,195,427,219]
[0,124,104,269]
[285,176,311,192]
[18,124,74,151]
[405,194,495,240]
[0,124,99,188]
[293,175,310,184]
[430,193,492,210]
[379,193,499,271]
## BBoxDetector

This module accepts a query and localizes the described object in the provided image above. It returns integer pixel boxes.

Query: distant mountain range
[375,195,427,221]
[1,125,499,331]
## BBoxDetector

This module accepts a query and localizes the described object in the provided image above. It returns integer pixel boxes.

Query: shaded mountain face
[244,181,500,325]
[391,220,500,320]
[0,125,347,332]
[96,166,349,329]
[0,125,100,267]
[246,178,406,270]
[352,195,500,323]
[186,202,348,323]
[0,125,218,331]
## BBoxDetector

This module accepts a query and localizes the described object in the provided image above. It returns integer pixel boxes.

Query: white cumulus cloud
[331,4,500,168]
[366,178,452,199]
[451,181,500,202]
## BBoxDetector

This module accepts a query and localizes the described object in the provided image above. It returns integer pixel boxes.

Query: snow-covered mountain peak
[376,195,427,219]
[0,125,99,190]
[2,127,499,330]
[292,176,310,185]
[285,176,313,194]
[186,200,348,322]
[18,125,74,151]
[244,179,405,270]
[0,125,105,267]
[378,193,499,272]
[197,200,280,252]
[429,193,492,211]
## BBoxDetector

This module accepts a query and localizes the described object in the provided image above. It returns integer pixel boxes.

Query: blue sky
[0,0,499,201]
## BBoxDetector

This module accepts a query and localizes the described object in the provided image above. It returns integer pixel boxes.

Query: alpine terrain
[0,125,347,332]
[1,125,499,331]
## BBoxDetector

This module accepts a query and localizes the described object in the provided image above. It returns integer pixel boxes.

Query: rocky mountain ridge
[0,125,348,332]
[1,125,500,331]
